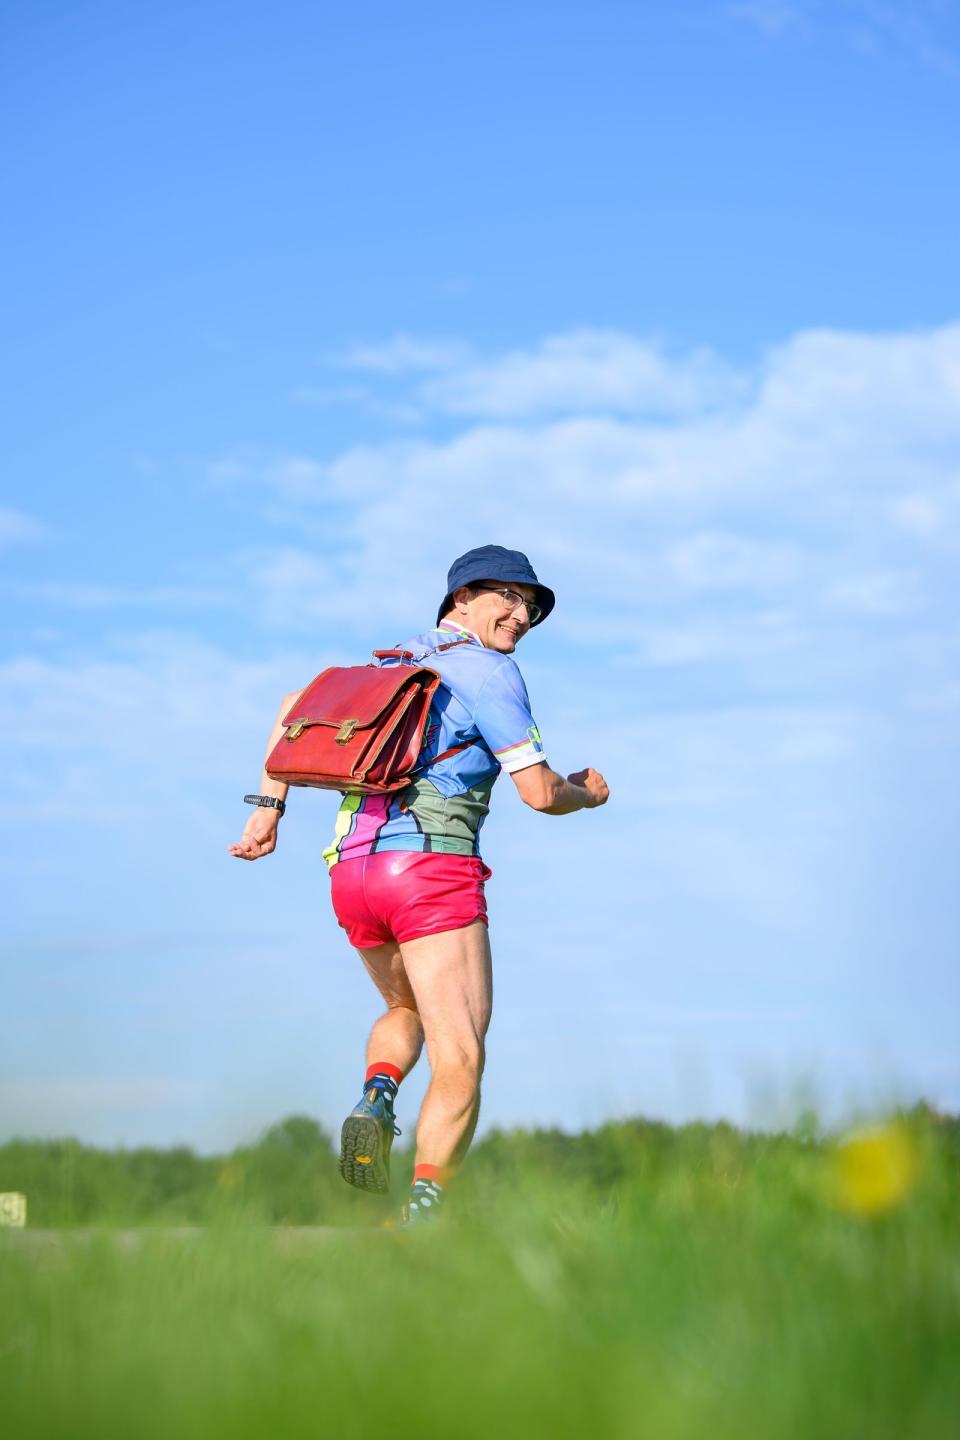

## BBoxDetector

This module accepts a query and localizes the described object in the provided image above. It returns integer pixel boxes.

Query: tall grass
[1,1109,957,1438]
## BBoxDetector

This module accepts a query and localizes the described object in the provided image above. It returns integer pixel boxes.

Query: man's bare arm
[511,761,609,815]
[228,688,305,860]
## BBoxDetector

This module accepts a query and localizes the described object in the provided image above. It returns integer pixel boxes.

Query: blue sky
[2,0,958,1150]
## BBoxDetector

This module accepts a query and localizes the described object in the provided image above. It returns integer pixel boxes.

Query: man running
[230,545,609,1224]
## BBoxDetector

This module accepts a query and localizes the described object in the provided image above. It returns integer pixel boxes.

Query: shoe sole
[339,1115,391,1194]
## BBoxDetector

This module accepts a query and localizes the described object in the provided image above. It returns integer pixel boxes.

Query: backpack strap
[372,639,482,774]
[429,737,481,766]
[372,638,475,666]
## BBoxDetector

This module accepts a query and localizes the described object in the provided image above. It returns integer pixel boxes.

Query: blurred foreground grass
[1,1109,958,1438]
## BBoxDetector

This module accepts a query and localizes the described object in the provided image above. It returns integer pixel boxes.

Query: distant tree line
[1,1105,955,1227]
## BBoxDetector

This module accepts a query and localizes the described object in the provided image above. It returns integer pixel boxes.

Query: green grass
[1,1112,958,1439]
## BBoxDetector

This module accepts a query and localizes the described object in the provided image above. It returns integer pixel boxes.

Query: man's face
[451,581,538,653]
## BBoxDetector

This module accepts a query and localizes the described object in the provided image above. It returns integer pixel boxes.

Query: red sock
[365,1061,404,1085]
[413,1162,452,1187]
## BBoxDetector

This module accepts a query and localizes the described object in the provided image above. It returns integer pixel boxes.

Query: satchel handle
[372,639,474,665]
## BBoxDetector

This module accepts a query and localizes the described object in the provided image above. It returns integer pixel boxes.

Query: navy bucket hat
[436,544,556,628]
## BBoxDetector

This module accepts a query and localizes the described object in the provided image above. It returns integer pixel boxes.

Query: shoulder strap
[372,638,475,666]
[372,639,482,771]
[428,736,481,767]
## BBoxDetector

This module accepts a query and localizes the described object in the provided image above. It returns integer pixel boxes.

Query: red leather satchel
[265,642,473,795]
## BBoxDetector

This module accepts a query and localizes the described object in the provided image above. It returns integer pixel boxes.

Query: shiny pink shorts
[329,852,493,949]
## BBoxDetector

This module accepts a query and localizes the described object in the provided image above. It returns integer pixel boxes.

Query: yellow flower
[833,1123,918,1216]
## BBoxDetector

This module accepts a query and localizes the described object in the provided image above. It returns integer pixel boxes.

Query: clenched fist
[567,767,609,807]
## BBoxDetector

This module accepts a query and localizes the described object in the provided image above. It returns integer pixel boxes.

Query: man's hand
[512,761,610,813]
[229,687,302,863]
[228,810,281,861]
[567,767,609,807]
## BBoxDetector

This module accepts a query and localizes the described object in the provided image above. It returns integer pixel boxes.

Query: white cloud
[288,381,374,407]
[290,383,425,425]
[728,1,960,78]
[14,322,954,835]
[727,0,803,37]
[335,334,468,374]
[662,531,805,591]
[887,476,960,549]
[2,579,232,611]
[634,609,805,665]
[208,453,329,502]
[228,545,375,631]
[322,328,747,421]
[566,696,863,810]
[822,569,921,617]
[848,0,960,80]
[301,323,960,519]
[0,633,331,815]
[420,329,746,419]
[0,506,49,547]
[198,322,959,705]
[755,325,960,444]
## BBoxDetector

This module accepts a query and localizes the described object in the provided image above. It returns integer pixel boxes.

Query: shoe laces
[364,1086,401,1137]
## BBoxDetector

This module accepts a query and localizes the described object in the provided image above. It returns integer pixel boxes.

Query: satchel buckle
[335,719,358,745]
[285,720,307,742]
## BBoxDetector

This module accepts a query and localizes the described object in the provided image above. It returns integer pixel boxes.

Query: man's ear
[452,586,474,609]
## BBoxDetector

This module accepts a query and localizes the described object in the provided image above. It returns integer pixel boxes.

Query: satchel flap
[283,663,438,730]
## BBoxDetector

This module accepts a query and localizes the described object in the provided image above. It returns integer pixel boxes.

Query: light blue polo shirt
[323,621,547,866]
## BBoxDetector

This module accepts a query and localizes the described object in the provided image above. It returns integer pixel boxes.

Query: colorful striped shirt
[323,621,547,867]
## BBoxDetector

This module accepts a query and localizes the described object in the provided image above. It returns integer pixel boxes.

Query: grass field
[1,1111,957,1439]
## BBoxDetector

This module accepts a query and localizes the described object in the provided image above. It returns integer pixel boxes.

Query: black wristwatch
[244,794,286,816]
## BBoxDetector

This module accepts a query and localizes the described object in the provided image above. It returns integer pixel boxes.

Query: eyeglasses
[473,585,542,625]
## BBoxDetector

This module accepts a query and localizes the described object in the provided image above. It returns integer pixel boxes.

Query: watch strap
[244,794,286,816]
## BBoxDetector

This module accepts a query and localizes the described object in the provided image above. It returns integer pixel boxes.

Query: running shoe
[397,1177,445,1226]
[339,1086,401,1194]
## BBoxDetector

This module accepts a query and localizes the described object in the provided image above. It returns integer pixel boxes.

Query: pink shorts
[329,852,492,949]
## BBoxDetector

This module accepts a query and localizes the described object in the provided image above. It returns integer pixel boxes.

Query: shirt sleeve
[471,658,548,774]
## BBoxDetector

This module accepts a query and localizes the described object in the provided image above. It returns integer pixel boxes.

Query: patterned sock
[364,1061,402,1107]
[405,1162,451,1221]
[407,1177,444,1219]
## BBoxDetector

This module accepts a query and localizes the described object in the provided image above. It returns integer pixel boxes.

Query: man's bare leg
[398,920,493,1172]
[338,941,424,1194]
[356,940,425,1077]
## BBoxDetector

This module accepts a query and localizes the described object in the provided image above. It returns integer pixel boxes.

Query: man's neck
[437,619,483,645]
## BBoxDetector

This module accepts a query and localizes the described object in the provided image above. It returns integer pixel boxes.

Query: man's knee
[433,1039,485,1088]
[387,998,421,1020]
